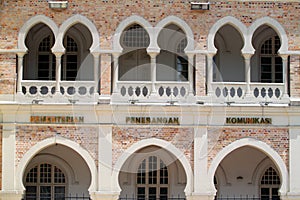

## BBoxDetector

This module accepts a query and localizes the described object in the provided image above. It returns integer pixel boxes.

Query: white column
[1,108,24,200]
[54,52,63,94]
[148,52,158,95]
[280,54,289,98]
[187,53,195,95]
[17,52,26,94]
[207,53,215,96]
[289,128,300,197]
[98,126,113,192]
[194,127,211,193]
[243,53,253,98]
[92,52,100,95]
[112,53,120,94]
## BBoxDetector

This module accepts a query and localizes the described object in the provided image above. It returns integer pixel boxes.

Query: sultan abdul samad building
[0,0,300,200]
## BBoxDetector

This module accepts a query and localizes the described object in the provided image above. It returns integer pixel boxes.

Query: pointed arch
[18,15,58,51]
[16,136,97,193]
[52,14,100,53]
[155,16,194,52]
[207,16,248,53]
[249,17,288,54]
[208,138,288,196]
[113,15,154,52]
[112,138,193,196]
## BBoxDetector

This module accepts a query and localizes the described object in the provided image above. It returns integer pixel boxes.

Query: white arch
[16,136,98,193]
[18,15,58,51]
[112,138,194,196]
[207,138,289,196]
[155,15,195,52]
[52,14,100,53]
[113,15,154,52]
[207,16,248,53]
[249,17,288,54]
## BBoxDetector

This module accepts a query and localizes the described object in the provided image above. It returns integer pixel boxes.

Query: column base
[0,191,24,200]
[186,194,215,200]
[90,191,120,200]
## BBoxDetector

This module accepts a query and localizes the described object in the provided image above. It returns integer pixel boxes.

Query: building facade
[0,0,300,200]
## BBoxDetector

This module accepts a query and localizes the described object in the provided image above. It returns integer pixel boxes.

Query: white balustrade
[211,82,285,103]
[21,80,96,101]
[250,83,285,102]
[116,81,190,102]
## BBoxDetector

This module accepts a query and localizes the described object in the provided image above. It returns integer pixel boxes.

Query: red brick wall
[15,125,98,165]
[1,1,300,95]
[207,127,289,168]
[0,55,16,95]
[112,126,194,170]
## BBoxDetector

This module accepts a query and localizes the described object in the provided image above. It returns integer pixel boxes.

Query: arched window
[136,156,168,200]
[176,38,188,81]
[260,36,282,83]
[37,36,56,80]
[119,24,151,81]
[157,24,189,82]
[62,36,79,81]
[260,167,280,200]
[25,163,66,200]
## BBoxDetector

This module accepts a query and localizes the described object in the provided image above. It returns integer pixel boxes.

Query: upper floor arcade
[7,14,299,105]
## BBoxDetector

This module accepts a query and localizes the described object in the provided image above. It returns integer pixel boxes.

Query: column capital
[206,52,216,58]
[279,54,289,60]
[91,51,101,57]
[53,51,65,57]
[16,51,27,57]
[112,51,121,57]
[242,53,254,59]
[147,50,160,58]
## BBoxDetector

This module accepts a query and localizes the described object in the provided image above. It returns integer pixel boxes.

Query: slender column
[187,53,195,95]
[243,53,253,97]
[112,52,120,94]
[148,52,158,94]
[16,52,26,94]
[206,53,215,96]
[54,52,64,94]
[280,54,289,98]
[92,52,100,95]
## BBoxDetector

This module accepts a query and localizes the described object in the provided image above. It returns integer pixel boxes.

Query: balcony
[19,80,97,103]
[210,82,288,104]
[112,81,192,104]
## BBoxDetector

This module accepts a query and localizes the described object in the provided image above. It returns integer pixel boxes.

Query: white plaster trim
[52,14,100,53]
[155,15,195,52]
[113,15,153,52]
[15,136,98,193]
[18,15,58,51]
[112,138,194,195]
[249,17,288,54]
[207,138,289,196]
[207,16,248,54]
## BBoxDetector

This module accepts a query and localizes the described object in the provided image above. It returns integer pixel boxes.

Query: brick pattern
[0,1,300,95]
[15,126,98,165]
[289,55,300,97]
[0,55,16,94]
[207,127,289,168]
[112,126,194,170]
[100,54,112,95]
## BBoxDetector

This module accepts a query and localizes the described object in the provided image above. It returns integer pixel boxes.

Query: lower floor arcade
[8,135,288,200]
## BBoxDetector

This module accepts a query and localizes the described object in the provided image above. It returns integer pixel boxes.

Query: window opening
[25,163,66,200]
[62,36,79,81]
[260,36,282,83]
[260,167,280,200]
[136,156,169,200]
[38,36,56,80]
